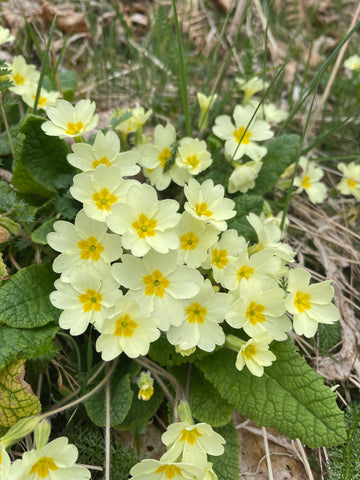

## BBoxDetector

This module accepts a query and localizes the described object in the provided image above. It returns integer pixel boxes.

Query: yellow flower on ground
[137,371,154,401]
[285,268,340,338]
[96,296,160,360]
[235,333,276,377]
[293,157,327,204]
[228,160,262,194]
[10,437,90,480]
[236,76,269,104]
[130,459,204,480]
[176,137,212,175]
[212,104,273,161]
[0,443,11,479]
[9,55,40,95]
[41,98,98,138]
[0,26,15,45]
[197,92,218,131]
[344,54,360,70]
[161,421,225,470]
[336,161,360,200]
[22,86,60,111]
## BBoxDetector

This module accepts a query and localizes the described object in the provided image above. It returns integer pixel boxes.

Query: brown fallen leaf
[38,0,89,34]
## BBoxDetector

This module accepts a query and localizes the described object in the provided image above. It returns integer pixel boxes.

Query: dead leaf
[38,0,89,34]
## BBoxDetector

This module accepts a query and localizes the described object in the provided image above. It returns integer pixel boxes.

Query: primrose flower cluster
[43,97,340,380]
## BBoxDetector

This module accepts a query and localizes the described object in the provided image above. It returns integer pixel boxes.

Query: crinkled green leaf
[209,421,240,480]
[0,264,59,328]
[198,339,346,448]
[85,374,133,427]
[0,324,58,370]
[58,70,78,101]
[227,194,263,241]
[31,218,57,245]
[12,114,74,198]
[116,382,164,433]
[189,367,233,427]
[0,359,41,428]
[251,134,300,196]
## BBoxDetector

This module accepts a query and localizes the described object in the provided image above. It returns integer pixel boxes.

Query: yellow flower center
[195,202,212,217]
[143,270,170,297]
[294,291,311,313]
[132,213,157,239]
[78,236,104,261]
[32,94,47,107]
[186,155,199,169]
[92,156,111,169]
[13,72,25,85]
[179,427,202,445]
[301,176,311,189]
[114,314,138,337]
[180,231,199,250]
[29,457,58,478]
[347,178,358,188]
[65,121,84,135]
[158,147,172,169]
[233,126,252,144]
[245,301,266,325]
[155,465,182,479]
[78,288,103,312]
[212,248,228,269]
[92,188,118,211]
[242,343,257,359]
[237,265,254,282]
[139,385,154,401]
[186,302,207,324]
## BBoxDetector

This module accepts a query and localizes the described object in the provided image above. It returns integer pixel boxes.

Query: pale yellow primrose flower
[228,160,262,194]
[226,277,291,341]
[112,106,152,134]
[336,161,360,200]
[96,295,160,360]
[166,278,230,352]
[175,137,212,175]
[0,443,11,479]
[344,54,360,70]
[9,55,40,95]
[236,76,269,101]
[47,209,123,281]
[0,26,15,45]
[249,98,288,124]
[139,123,191,190]
[130,458,204,480]
[41,98,98,138]
[184,178,236,231]
[202,229,247,285]
[235,333,276,377]
[112,250,202,331]
[176,211,219,269]
[50,263,122,335]
[68,130,140,176]
[10,437,90,480]
[212,104,273,161]
[106,182,180,257]
[285,268,340,338]
[70,165,132,223]
[293,157,327,204]
[22,85,60,111]
[161,421,225,470]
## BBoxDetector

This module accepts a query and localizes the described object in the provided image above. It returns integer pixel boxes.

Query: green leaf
[0,264,59,328]
[198,339,346,448]
[31,218,57,244]
[0,359,41,428]
[12,114,74,198]
[85,374,133,427]
[0,324,58,370]
[148,335,209,367]
[117,382,164,433]
[0,216,20,234]
[227,194,264,241]
[209,421,240,480]
[250,134,300,196]
[189,367,233,427]
[58,70,78,101]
